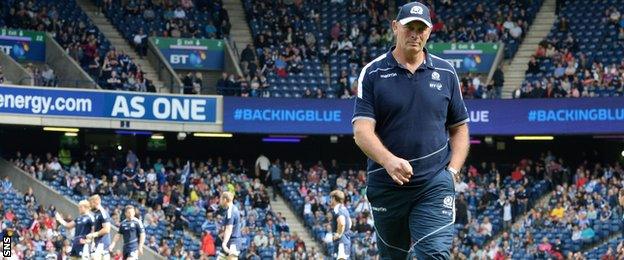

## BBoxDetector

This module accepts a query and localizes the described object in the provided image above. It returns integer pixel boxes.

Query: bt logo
[169,51,206,67]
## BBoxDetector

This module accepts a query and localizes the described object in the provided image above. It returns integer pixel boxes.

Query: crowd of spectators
[224,0,540,99]
[460,66,505,99]
[453,158,624,259]
[0,0,159,92]
[0,177,142,259]
[4,148,624,258]
[181,72,204,95]
[98,0,231,40]
[276,155,532,257]
[275,150,624,258]
[22,63,58,87]
[586,236,624,259]
[8,149,316,259]
[1,178,60,259]
[97,49,156,91]
[515,2,624,98]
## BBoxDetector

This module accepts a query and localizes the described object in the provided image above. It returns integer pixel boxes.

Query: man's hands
[138,247,144,256]
[382,156,412,185]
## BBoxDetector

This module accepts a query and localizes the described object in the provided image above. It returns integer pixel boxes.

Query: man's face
[125,208,135,219]
[89,198,99,210]
[78,204,87,214]
[392,20,431,55]
[219,197,228,208]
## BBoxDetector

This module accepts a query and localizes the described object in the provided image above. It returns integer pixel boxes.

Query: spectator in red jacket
[201,230,216,256]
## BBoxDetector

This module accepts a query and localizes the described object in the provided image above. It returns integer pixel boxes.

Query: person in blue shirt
[330,190,352,260]
[87,195,113,260]
[109,205,145,260]
[55,200,94,259]
[1,177,12,192]
[219,191,243,260]
[352,2,470,259]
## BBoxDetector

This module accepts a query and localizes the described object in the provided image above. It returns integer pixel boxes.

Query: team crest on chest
[431,71,440,81]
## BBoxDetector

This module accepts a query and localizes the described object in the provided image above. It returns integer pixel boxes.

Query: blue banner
[223,97,624,135]
[467,98,624,135]
[223,97,352,134]
[0,85,217,123]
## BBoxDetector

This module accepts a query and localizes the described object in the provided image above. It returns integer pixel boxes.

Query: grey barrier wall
[0,159,165,260]
[146,38,184,93]
[0,51,33,85]
[44,33,98,89]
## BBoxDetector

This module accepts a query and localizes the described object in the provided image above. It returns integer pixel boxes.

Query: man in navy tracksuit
[352,2,470,259]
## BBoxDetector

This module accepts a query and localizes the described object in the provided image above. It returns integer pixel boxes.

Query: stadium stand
[97,0,231,42]
[399,0,543,58]
[3,147,624,259]
[276,152,624,258]
[8,150,304,259]
[517,0,624,98]
[0,0,159,91]
[584,235,624,259]
[463,160,624,259]
[0,178,74,259]
[226,0,544,99]
[277,158,543,257]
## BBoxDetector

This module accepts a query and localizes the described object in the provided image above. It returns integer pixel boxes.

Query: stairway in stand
[502,0,556,98]
[271,191,326,257]
[76,0,169,93]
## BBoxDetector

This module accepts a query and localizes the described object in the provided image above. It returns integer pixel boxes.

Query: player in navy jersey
[110,205,145,260]
[330,190,352,260]
[87,195,112,260]
[219,191,243,260]
[55,200,94,259]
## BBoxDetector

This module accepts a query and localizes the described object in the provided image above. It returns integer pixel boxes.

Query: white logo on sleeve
[371,206,387,212]
[410,6,424,15]
[380,73,397,78]
[443,196,454,209]
[431,71,440,81]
